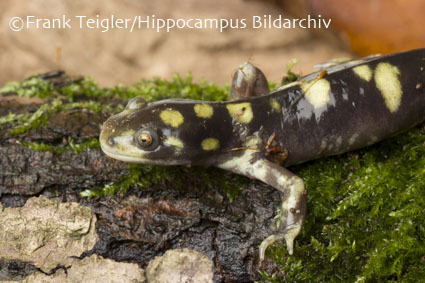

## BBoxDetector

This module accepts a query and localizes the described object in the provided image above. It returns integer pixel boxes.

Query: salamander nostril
[107,137,115,146]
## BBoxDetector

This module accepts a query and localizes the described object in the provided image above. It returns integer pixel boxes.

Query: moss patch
[261,127,425,282]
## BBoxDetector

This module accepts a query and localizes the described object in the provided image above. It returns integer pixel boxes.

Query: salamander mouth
[98,127,144,163]
[99,140,145,163]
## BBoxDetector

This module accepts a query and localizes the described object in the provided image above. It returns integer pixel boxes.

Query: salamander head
[100,97,226,165]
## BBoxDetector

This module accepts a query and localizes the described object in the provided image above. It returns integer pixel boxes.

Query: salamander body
[100,48,425,260]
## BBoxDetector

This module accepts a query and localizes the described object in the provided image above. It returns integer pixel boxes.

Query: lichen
[16,254,145,282]
[146,248,213,283]
[0,196,98,273]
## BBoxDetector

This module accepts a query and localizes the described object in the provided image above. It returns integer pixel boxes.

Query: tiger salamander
[100,48,425,261]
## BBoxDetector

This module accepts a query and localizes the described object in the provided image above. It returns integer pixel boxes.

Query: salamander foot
[259,222,302,261]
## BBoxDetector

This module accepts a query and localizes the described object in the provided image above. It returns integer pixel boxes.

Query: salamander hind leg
[259,171,307,261]
[230,62,270,100]
[217,155,307,261]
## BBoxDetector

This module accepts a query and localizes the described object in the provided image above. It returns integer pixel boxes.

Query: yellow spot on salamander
[301,79,331,109]
[270,98,281,113]
[164,137,184,153]
[374,62,402,113]
[194,104,214,119]
[353,65,373,82]
[226,102,253,124]
[160,109,184,128]
[201,138,220,151]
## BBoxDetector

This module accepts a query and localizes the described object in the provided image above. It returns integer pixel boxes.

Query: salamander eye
[135,128,160,150]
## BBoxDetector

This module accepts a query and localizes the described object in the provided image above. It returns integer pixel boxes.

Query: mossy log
[1,71,425,282]
[0,72,280,282]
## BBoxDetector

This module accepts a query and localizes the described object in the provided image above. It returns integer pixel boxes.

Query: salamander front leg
[230,62,270,100]
[217,155,307,261]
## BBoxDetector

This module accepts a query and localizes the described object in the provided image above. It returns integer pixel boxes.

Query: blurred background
[0,0,424,87]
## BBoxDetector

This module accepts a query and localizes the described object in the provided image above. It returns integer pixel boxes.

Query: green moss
[281,58,300,86]
[1,73,227,135]
[68,137,100,154]
[0,77,53,98]
[5,99,111,135]
[0,112,30,130]
[115,73,229,102]
[81,164,143,197]
[8,99,62,135]
[17,138,100,155]
[261,127,425,282]
[81,163,248,201]
[1,72,227,102]
[17,140,68,154]
[56,73,229,102]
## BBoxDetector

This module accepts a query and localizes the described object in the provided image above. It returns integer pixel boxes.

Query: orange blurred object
[309,0,425,55]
